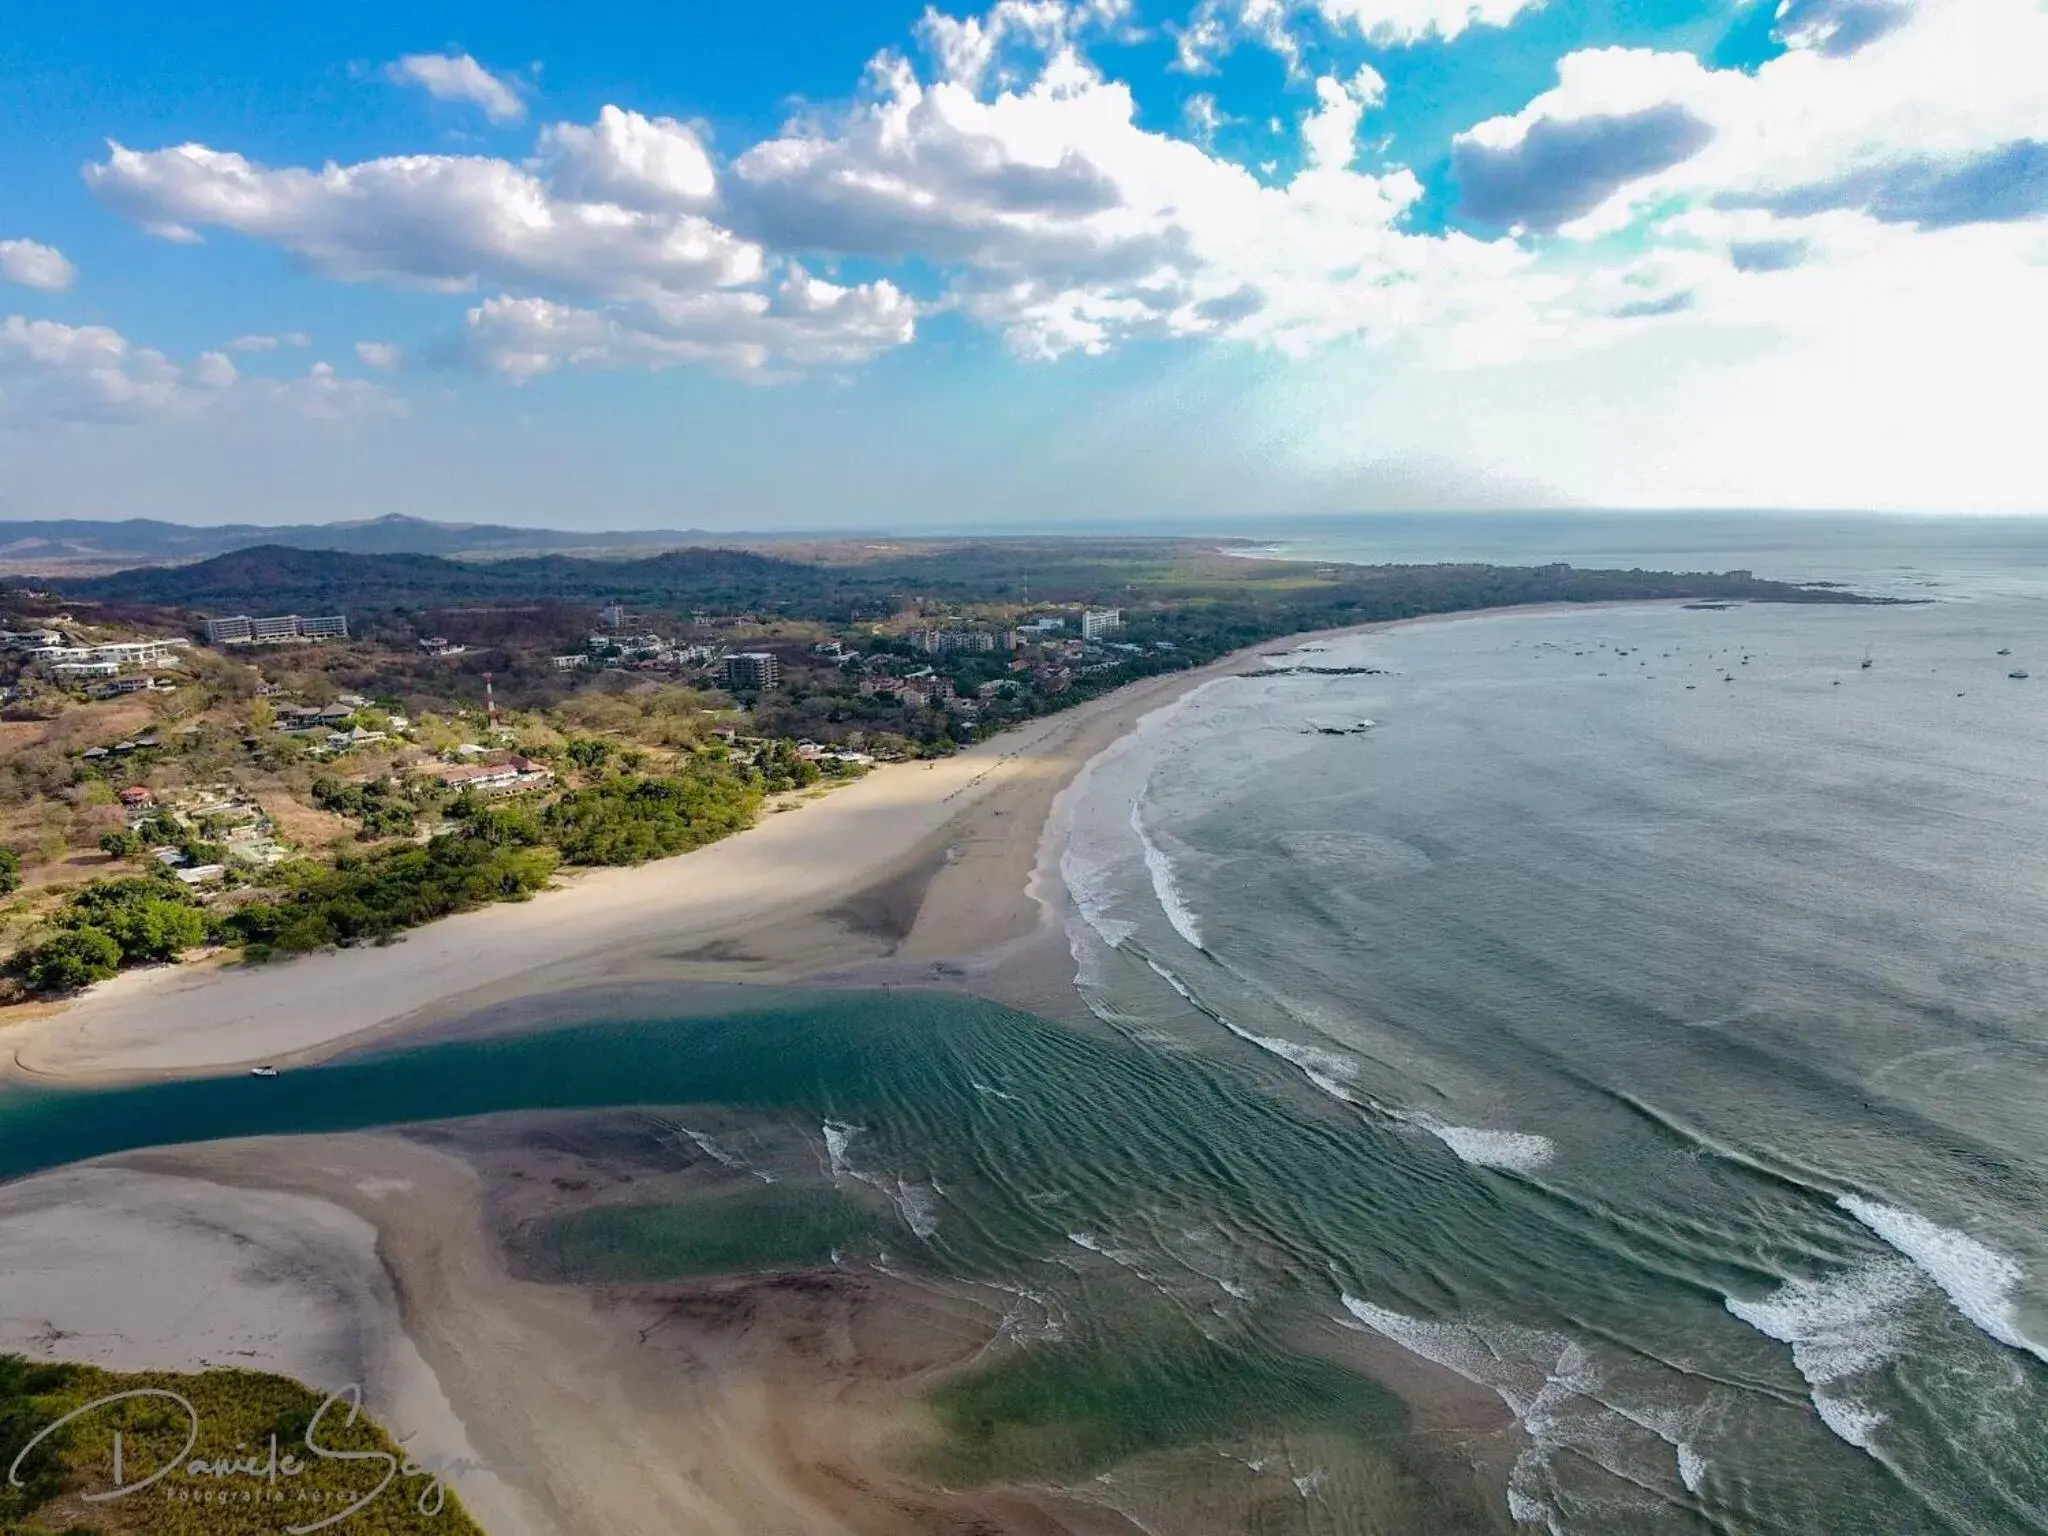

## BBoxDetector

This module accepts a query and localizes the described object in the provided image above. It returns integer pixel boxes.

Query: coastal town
[0,583,1154,995]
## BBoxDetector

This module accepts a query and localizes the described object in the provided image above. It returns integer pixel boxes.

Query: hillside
[41,544,862,616]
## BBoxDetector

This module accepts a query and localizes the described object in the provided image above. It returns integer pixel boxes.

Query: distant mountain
[0,513,753,569]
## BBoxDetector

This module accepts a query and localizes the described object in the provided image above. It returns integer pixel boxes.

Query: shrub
[541,770,761,866]
[56,878,208,964]
[0,847,18,895]
[223,834,557,954]
[11,927,122,993]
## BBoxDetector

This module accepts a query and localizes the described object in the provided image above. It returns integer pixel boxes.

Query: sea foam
[823,1121,942,1239]
[1130,803,1206,951]
[1422,1121,1558,1173]
[1341,1296,1605,1532]
[1675,1442,1707,1495]
[1723,1259,1920,1385]
[673,1123,775,1182]
[1838,1195,2048,1364]
[1723,1258,1920,1454]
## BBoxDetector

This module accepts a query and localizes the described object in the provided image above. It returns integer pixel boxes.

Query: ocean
[6,512,2048,1533]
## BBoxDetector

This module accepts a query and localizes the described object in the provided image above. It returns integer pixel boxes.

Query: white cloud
[86,137,764,299]
[85,112,919,379]
[1455,0,2048,238]
[461,274,916,381]
[191,351,238,389]
[916,0,1140,88]
[230,333,280,352]
[272,361,404,420]
[355,340,403,372]
[0,315,394,425]
[1182,92,1230,145]
[1174,0,1543,67]
[732,48,1521,359]
[386,52,527,125]
[1308,0,1547,44]
[1300,67,1384,169]
[0,316,187,421]
[536,105,717,209]
[0,239,77,291]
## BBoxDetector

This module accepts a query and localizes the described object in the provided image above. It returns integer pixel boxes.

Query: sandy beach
[0,621,1351,1082]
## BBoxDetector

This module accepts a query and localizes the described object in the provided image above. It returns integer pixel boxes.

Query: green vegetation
[96,828,143,860]
[533,1186,883,1282]
[7,878,209,994]
[61,878,208,962]
[541,770,763,866]
[0,847,18,895]
[9,927,122,993]
[223,833,559,956]
[919,1324,1404,1485]
[1,1353,483,1535]
[215,761,775,958]
[312,775,419,839]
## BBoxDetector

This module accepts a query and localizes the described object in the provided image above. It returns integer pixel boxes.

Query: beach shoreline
[2,599,1651,1086]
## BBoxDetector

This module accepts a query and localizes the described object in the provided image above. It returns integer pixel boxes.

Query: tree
[99,829,144,860]
[0,848,18,896]
[56,878,208,964]
[11,927,122,993]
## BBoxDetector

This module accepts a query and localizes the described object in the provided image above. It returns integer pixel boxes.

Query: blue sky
[1,0,2042,527]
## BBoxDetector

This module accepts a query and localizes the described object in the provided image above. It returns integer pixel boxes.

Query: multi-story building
[719,651,781,690]
[914,628,999,654]
[84,638,189,668]
[1081,608,1124,640]
[205,614,348,644]
[51,660,122,681]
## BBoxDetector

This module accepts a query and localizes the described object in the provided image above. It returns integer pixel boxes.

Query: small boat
[1998,648,2012,656]
[1860,647,1874,670]
[2010,669,2030,680]
[250,1065,279,1078]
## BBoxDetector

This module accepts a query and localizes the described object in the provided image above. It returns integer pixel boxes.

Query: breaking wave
[1130,802,1205,951]
[1419,1120,1558,1173]
[1839,1195,2048,1364]
[1723,1258,1921,1454]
